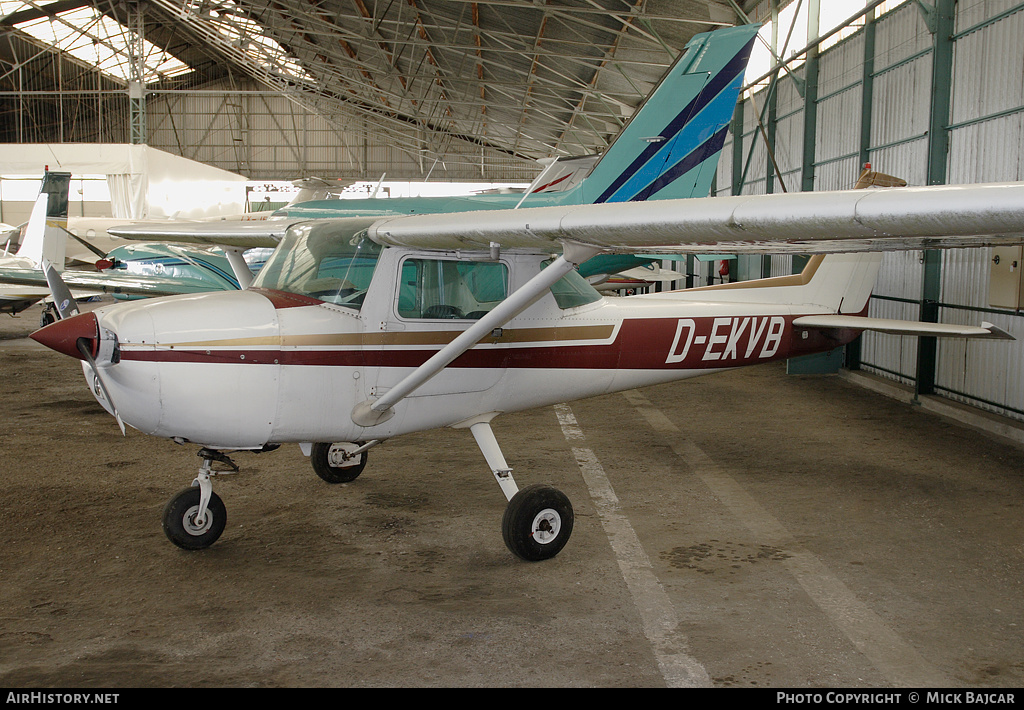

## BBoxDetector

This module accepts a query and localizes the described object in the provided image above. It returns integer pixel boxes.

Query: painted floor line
[620,388,949,688]
[554,402,710,688]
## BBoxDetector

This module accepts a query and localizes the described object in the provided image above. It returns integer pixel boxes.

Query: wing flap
[367,182,1024,254]
[794,314,1014,340]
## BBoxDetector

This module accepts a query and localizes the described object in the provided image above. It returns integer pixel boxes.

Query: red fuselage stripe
[118,315,860,371]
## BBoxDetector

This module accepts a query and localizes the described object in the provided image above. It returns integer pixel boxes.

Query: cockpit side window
[398,258,508,320]
[251,221,382,309]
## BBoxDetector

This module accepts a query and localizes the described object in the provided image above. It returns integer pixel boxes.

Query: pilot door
[366,253,511,400]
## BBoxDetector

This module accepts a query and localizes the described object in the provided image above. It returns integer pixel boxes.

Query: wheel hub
[183,505,214,536]
[327,443,359,467]
[530,508,561,544]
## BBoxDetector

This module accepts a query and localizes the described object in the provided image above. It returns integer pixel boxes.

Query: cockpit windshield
[251,219,382,309]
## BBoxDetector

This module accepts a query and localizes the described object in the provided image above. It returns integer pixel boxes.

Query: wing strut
[222,247,254,289]
[350,242,601,427]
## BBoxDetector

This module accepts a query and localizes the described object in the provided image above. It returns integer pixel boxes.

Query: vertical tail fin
[578,23,760,204]
[16,170,72,269]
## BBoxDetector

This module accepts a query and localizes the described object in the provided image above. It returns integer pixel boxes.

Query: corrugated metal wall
[938,0,1024,417]
[724,0,1024,421]
[145,78,539,182]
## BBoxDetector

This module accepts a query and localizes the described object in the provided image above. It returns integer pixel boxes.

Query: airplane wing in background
[0,266,229,299]
[106,219,290,248]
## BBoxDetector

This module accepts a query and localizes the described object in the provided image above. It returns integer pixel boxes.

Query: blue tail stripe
[595,37,755,204]
[630,123,732,201]
[602,73,745,203]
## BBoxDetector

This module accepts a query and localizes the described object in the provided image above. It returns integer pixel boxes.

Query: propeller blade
[42,260,79,320]
[76,336,126,436]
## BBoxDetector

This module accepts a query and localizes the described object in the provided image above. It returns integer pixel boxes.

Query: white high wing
[31,180,1023,561]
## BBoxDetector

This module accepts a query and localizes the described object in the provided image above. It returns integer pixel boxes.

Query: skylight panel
[186,0,313,83]
[5,2,191,83]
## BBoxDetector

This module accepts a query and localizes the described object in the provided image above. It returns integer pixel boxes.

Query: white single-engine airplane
[30,174,1024,561]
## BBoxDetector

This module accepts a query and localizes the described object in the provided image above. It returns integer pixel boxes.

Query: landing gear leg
[468,420,574,561]
[40,303,57,328]
[161,449,237,550]
[309,440,380,483]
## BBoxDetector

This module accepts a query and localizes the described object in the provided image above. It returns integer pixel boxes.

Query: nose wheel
[162,487,227,550]
[161,448,236,550]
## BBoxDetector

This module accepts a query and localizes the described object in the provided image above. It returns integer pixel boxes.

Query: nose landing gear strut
[161,448,238,550]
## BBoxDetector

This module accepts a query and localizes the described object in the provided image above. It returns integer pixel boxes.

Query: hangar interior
[2,0,1024,425]
[4,0,1024,691]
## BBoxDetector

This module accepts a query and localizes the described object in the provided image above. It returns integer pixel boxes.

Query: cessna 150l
[21,21,1024,562]
[30,176,1024,561]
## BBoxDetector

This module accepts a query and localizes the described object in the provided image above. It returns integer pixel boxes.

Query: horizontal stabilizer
[794,314,1014,340]
[616,265,685,282]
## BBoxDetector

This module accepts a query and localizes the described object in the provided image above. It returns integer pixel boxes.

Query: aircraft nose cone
[31,311,98,360]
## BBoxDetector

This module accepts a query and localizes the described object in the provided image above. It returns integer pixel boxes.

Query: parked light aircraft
[30,174,1024,560]
[105,24,765,284]
[25,23,1024,562]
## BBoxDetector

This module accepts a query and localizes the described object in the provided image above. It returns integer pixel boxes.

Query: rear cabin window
[398,258,508,319]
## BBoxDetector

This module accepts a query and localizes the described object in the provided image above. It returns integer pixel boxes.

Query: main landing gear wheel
[501,484,574,561]
[310,442,368,483]
[162,487,227,550]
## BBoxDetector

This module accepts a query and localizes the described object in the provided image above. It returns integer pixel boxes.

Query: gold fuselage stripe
[156,324,616,349]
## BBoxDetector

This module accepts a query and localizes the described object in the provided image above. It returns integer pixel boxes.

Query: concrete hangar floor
[0,299,1021,688]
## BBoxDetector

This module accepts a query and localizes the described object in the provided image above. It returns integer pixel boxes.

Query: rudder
[16,170,71,268]
[580,24,760,204]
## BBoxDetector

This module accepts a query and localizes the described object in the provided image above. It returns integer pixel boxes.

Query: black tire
[501,484,574,561]
[162,487,227,550]
[310,442,368,483]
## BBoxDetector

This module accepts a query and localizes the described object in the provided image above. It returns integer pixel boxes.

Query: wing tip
[981,322,1015,341]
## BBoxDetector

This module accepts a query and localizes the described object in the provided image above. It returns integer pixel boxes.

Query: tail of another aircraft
[16,170,71,269]
[565,23,759,205]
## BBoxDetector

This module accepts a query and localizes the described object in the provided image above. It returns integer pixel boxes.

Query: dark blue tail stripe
[595,36,755,204]
[629,123,731,201]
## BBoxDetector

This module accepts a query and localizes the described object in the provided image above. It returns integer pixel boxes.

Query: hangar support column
[915,0,955,398]
[127,1,147,145]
